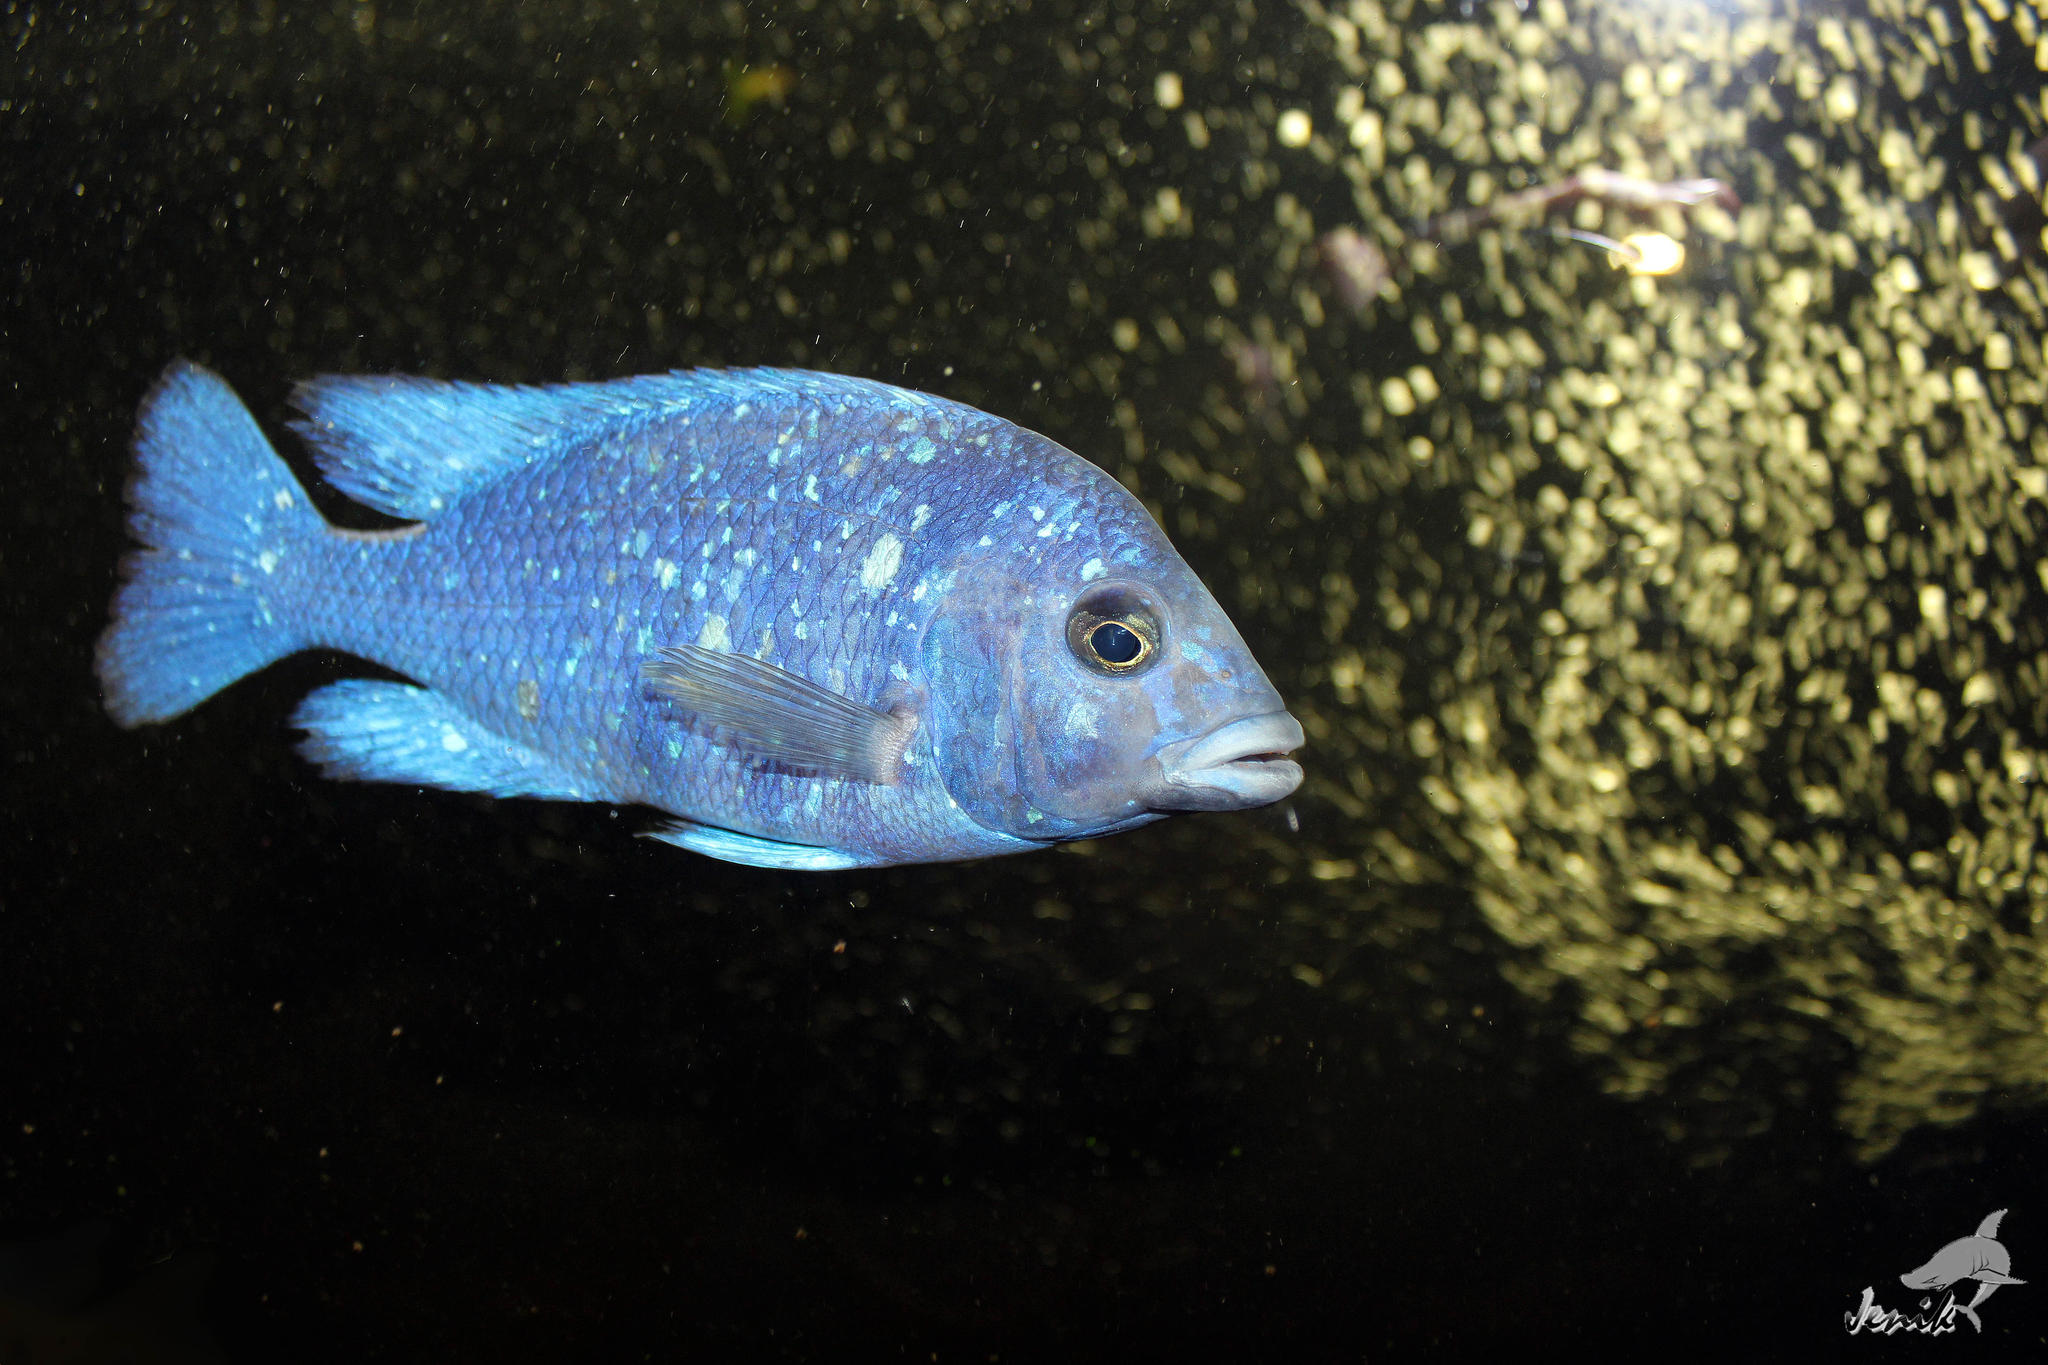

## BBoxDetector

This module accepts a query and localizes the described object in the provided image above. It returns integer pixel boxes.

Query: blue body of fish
[97,363,1303,868]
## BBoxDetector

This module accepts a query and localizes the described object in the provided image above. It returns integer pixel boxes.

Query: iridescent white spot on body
[859,532,905,592]
[257,550,278,574]
[1029,505,1044,521]
[911,504,931,531]
[907,435,938,463]
[804,474,820,502]
[698,615,731,651]
[631,528,652,557]
[441,728,468,753]
[1080,557,1106,581]
[654,558,679,589]
[1066,699,1101,739]
[1178,639,1213,666]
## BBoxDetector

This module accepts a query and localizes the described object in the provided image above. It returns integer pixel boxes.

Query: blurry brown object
[1315,226,1393,312]
[1422,168,1740,243]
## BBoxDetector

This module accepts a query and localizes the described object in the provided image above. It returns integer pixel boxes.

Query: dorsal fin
[1977,1209,2008,1239]
[289,371,689,521]
[288,367,962,522]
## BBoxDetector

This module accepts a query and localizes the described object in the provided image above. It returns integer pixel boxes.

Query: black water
[4,3,2044,1359]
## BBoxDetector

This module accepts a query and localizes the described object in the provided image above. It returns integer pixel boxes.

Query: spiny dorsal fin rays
[641,644,916,785]
[287,367,985,523]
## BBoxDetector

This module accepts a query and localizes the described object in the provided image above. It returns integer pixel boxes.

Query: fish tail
[96,362,326,727]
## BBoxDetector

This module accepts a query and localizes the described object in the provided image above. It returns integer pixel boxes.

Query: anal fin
[643,819,868,870]
[294,680,596,801]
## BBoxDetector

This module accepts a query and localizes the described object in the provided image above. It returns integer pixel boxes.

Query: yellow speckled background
[1262,0,2048,1161]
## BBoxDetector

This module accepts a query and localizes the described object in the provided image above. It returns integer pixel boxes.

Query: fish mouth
[1151,711,1305,811]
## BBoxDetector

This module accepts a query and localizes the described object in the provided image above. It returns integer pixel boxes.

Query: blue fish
[96,362,1303,869]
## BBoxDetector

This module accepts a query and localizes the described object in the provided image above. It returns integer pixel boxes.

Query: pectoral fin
[640,644,915,784]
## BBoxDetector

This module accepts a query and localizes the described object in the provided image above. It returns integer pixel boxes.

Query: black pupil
[1090,621,1143,665]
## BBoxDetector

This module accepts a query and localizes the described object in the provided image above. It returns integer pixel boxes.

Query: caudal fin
[96,362,325,726]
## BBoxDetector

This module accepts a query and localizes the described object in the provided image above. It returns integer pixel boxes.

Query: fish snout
[1151,711,1305,811]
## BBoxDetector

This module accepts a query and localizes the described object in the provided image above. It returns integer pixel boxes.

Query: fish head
[1900,1241,1974,1291]
[1900,1261,1951,1291]
[920,507,1302,845]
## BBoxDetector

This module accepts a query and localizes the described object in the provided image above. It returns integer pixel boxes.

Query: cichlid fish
[96,362,1304,869]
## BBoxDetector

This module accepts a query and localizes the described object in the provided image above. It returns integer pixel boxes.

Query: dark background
[3,1,2043,1359]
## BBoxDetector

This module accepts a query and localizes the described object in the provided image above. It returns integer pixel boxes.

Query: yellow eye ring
[1066,598,1160,676]
[1087,617,1151,669]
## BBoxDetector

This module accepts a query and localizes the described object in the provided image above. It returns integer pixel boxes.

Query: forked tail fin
[96,362,324,726]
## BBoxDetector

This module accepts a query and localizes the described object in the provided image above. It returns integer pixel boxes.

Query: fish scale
[97,361,1303,869]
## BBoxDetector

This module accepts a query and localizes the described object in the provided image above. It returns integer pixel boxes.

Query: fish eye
[1089,620,1144,665]
[1066,584,1161,676]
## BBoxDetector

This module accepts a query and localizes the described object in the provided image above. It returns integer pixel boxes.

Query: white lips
[1153,711,1305,811]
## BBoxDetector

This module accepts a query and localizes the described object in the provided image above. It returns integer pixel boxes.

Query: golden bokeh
[1256,0,2048,1159]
